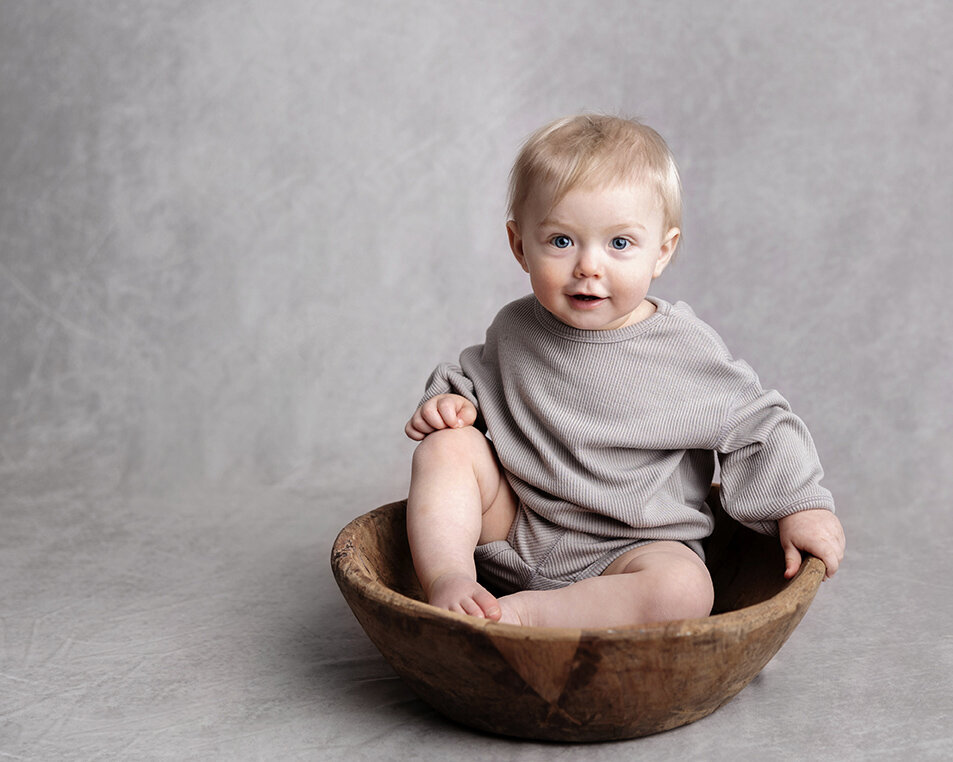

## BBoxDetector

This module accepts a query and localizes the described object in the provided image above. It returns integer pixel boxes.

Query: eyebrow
[539,216,647,232]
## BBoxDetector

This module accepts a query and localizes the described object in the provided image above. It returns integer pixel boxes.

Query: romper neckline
[532,296,671,344]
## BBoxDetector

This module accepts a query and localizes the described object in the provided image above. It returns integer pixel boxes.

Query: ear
[653,227,680,279]
[507,220,530,273]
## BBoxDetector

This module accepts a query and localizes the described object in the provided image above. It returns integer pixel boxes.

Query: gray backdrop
[2,1,951,759]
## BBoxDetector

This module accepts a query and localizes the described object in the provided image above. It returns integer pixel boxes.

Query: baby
[404,114,845,629]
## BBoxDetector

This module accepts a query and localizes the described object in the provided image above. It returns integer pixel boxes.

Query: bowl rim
[331,500,826,642]
[332,500,826,645]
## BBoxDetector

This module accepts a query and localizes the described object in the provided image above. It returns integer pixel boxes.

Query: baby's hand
[404,393,478,441]
[778,509,846,580]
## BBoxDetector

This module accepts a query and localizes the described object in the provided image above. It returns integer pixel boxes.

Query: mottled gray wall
[2,1,951,546]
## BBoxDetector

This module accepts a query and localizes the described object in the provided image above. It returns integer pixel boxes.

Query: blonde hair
[507,114,682,233]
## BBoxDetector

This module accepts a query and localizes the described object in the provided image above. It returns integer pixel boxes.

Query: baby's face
[507,180,679,331]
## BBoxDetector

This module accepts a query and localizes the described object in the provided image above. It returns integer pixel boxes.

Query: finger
[437,396,466,428]
[820,547,840,579]
[783,544,803,580]
[457,400,478,428]
[405,415,432,440]
[404,420,425,441]
[423,400,455,431]
[408,411,435,438]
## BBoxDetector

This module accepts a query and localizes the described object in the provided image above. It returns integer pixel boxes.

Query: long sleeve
[716,382,835,536]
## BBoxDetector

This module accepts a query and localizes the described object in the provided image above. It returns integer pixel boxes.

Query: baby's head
[505,115,683,331]
[507,114,682,237]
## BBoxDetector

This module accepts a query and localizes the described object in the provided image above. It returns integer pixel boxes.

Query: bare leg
[497,541,714,628]
[406,427,518,619]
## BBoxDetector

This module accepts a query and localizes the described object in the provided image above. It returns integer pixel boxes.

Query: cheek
[615,268,655,298]
[526,259,563,290]
[527,270,550,298]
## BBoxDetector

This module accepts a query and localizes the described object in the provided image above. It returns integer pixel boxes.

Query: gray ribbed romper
[421,295,835,594]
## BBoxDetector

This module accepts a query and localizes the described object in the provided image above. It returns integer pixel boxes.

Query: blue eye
[551,235,572,249]
[610,237,630,251]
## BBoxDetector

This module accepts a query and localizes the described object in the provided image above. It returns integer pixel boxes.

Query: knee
[411,426,489,469]
[658,556,714,620]
[634,551,714,622]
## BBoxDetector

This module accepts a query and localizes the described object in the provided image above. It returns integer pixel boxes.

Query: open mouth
[570,294,604,302]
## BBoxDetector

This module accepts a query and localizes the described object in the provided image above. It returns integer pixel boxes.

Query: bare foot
[428,572,502,620]
[497,593,528,626]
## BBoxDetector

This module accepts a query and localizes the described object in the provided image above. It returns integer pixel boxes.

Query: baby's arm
[404,393,478,441]
[778,509,846,580]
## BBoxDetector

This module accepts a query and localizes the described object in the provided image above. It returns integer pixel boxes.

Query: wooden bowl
[330,487,825,742]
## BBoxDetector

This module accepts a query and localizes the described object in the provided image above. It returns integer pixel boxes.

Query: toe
[473,589,501,620]
[459,598,486,618]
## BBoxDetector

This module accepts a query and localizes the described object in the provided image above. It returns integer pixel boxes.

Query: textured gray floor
[3,1,953,759]
[4,469,952,760]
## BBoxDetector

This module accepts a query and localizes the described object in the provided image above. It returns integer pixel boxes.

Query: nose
[574,246,604,279]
